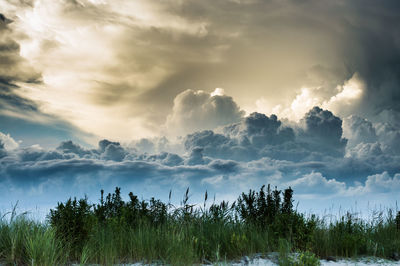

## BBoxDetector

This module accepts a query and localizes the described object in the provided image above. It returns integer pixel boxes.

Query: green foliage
[25,225,66,266]
[0,216,30,265]
[0,210,66,265]
[48,196,94,259]
[0,185,399,265]
[278,239,320,266]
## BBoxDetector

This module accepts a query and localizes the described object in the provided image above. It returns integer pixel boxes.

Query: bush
[48,196,94,259]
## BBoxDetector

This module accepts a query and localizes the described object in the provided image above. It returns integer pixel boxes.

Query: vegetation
[0,185,399,265]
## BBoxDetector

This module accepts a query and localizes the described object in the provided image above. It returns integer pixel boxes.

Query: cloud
[0,0,399,214]
[0,0,399,142]
[146,152,184,167]
[374,120,400,155]
[347,142,383,159]
[165,89,244,136]
[0,13,95,148]
[184,107,347,162]
[1,122,400,215]
[0,141,6,158]
[271,74,364,122]
[0,131,19,150]
[322,74,364,115]
[225,112,295,146]
[185,147,211,165]
[100,143,126,162]
[284,171,400,201]
[0,13,40,83]
[342,110,400,156]
[287,172,347,196]
[363,172,400,193]
[299,106,347,156]
[57,140,92,157]
[343,115,377,147]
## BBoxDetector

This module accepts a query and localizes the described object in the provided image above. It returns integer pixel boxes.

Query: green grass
[0,186,399,265]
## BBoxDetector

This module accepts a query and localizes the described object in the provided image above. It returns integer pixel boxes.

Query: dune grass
[0,186,399,265]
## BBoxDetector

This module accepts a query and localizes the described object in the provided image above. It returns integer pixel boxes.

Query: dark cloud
[17,146,68,162]
[146,152,184,167]
[299,107,347,157]
[0,141,6,158]
[100,143,126,162]
[57,140,92,157]
[185,147,211,165]
[0,14,40,83]
[184,130,242,160]
[225,112,295,146]
[185,107,347,161]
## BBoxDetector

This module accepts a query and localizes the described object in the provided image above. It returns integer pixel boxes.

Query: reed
[0,186,399,265]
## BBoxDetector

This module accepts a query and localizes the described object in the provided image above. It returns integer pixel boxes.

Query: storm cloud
[0,0,398,139]
[0,0,399,215]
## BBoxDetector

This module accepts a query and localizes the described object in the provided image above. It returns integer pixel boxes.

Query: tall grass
[0,207,66,265]
[0,186,399,265]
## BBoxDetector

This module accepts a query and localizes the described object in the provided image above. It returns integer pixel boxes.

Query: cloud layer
[1,104,400,214]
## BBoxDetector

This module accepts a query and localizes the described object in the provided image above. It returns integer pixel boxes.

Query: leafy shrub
[48,196,94,258]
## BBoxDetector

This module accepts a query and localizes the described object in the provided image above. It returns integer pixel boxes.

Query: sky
[0,0,400,218]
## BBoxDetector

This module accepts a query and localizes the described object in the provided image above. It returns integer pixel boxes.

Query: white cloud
[265,73,365,122]
[286,171,400,199]
[364,172,400,193]
[0,132,19,150]
[210,88,225,97]
[286,172,347,196]
[322,73,364,114]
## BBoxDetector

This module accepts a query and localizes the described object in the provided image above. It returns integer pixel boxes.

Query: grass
[0,186,399,265]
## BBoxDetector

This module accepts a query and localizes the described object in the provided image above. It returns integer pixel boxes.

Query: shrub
[48,196,94,259]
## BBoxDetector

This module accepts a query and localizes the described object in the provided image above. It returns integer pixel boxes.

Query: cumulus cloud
[100,142,126,162]
[270,74,365,123]
[374,121,400,155]
[284,171,400,202]
[57,140,91,157]
[343,115,377,147]
[363,172,400,193]
[347,142,383,159]
[1,121,400,215]
[184,107,347,161]
[225,112,295,146]
[341,110,400,156]
[165,89,244,136]
[287,172,347,196]
[0,131,19,150]
[299,106,347,157]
